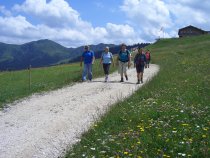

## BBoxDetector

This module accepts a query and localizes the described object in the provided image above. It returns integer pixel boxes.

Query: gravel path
[0,64,159,158]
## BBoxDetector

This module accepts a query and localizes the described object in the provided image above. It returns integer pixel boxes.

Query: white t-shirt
[101,52,113,64]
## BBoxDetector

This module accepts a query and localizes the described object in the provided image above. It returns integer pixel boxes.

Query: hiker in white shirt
[100,47,114,82]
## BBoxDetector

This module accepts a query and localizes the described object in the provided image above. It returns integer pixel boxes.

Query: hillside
[66,35,210,157]
[0,40,71,70]
[0,40,116,71]
[0,40,149,71]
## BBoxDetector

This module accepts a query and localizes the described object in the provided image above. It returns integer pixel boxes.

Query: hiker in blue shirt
[134,47,146,84]
[117,43,131,82]
[80,45,95,81]
[100,46,114,82]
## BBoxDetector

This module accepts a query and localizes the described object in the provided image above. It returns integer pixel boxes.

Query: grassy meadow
[0,59,117,109]
[65,35,210,158]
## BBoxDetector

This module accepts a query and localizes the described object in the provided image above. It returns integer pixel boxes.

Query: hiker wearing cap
[145,49,151,68]
[80,45,95,81]
[134,47,146,84]
[100,47,114,82]
[117,43,131,82]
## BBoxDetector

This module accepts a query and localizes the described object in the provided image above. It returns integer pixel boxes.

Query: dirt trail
[0,64,159,158]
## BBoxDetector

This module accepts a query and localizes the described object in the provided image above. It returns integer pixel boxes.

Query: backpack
[119,50,130,62]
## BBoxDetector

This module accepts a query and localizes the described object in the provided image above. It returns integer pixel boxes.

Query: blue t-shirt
[101,52,113,64]
[118,50,130,62]
[82,51,94,64]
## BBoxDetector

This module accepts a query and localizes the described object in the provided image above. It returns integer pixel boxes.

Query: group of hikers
[80,43,151,84]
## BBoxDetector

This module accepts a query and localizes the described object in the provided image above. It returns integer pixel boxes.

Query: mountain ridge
[0,39,150,71]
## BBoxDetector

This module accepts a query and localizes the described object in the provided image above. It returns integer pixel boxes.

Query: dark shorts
[136,65,144,73]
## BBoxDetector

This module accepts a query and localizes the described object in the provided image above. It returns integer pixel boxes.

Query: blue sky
[0,0,210,47]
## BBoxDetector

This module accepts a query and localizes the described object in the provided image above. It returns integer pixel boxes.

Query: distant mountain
[0,39,150,71]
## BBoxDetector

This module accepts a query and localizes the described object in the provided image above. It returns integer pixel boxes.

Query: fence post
[29,65,31,91]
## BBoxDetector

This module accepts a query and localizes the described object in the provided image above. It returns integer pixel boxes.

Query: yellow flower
[182,123,189,126]
[202,135,207,138]
[124,151,128,155]
[189,138,193,142]
[158,134,162,137]
[203,127,208,131]
[137,156,142,158]
[137,141,141,144]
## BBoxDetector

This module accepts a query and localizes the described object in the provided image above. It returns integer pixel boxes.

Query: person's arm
[134,54,137,68]
[100,53,103,65]
[144,55,147,67]
[128,51,131,68]
[80,56,83,67]
[80,52,84,67]
[116,53,119,65]
[111,53,114,67]
[92,52,95,64]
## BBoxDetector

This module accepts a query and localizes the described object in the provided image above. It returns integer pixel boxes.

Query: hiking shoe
[105,77,108,82]
[136,80,140,84]
[141,80,143,83]
[125,75,128,81]
[120,78,124,82]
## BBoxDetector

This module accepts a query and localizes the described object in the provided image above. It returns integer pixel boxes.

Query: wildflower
[90,147,96,150]
[158,134,162,137]
[182,153,186,156]
[182,123,189,126]
[202,135,207,138]
[137,141,141,144]
[100,151,106,154]
[203,127,208,131]
[140,128,144,132]
[124,151,128,155]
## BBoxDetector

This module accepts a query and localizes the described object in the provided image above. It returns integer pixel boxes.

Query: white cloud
[13,0,89,28]
[1,0,209,47]
[120,0,210,40]
[0,0,141,47]
[121,0,173,41]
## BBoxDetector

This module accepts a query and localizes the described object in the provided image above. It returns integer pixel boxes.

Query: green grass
[0,59,117,109]
[65,35,210,158]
